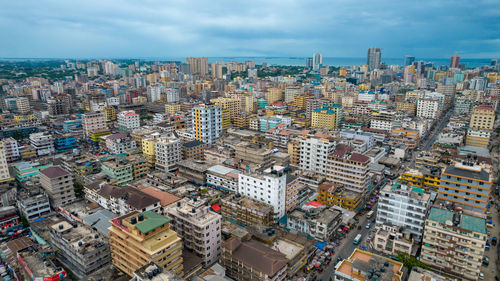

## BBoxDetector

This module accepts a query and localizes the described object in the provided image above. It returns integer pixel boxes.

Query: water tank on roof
[138,214,144,221]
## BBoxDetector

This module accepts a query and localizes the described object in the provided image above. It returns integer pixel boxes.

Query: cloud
[0,0,499,58]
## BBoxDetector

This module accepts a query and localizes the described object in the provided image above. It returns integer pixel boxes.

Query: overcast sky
[1,0,499,59]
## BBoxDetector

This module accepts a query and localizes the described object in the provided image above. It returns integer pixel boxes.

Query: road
[319,206,377,281]
[408,108,453,168]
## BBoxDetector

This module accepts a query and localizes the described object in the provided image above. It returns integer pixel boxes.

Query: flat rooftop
[274,239,303,260]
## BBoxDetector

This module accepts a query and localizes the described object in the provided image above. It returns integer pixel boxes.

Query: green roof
[412,187,424,194]
[428,207,453,224]
[135,211,171,235]
[460,214,486,234]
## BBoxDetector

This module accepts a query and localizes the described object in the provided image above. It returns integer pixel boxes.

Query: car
[483,256,489,266]
[366,223,371,229]
[479,272,484,279]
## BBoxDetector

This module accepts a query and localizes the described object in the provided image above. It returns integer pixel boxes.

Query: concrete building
[82,111,108,138]
[0,140,13,185]
[16,97,30,114]
[154,133,181,172]
[17,191,51,222]
[166,197,222,266]
[370,110,397,131]
[131,262,184,281]
[221,237,288,281]
[469,104,495,131]
[206,165,241,193]
[311,104,342,130]
[298,132,336,176]
[3,137,20,162]
[39,166,75,207]
[101,158,134,186]
[317,182,363,211]
[211,97,241,125]
[84,182,161,215]
[234,141,273,169]
[367,47,382,71]
[102,133,137,154]
[238,166,287,220]
[416,98,440,119]
[373,224,416,256]
[334,249,404,281]
[376,183,430,240]
[118,110,141,131]
[192,104,222,144]
[327,145,371,194]
[108,211,184,277]
[29,132,55,156]
[186,57,209,75]
[221,194,274,227]
[465,129,491,147]
[421,207,486,280]
[181,140,207,161]
[287,207,341,241]
[49,221,111,279]
[266,87,283,104]
[437,162,492,213]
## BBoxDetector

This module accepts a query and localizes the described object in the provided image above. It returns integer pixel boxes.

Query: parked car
[366,223,371,229]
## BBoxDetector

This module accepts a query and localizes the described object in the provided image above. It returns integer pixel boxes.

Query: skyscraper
[404,55,415,66]
[450,54,460,68]
[186,57,209,75]
[367,47,381,71]
[192,103,222,144]
[306,57,313,69]
[312,53,322,70]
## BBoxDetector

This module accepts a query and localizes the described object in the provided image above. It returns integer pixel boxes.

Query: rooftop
[39,166,70,179]
[428,207,486,234]
[135,211,172,235]
[443,162,490,182]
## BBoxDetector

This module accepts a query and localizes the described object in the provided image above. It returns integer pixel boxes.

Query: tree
[397,252,429,271]
[74,181,84,197]
[20,216,29,228]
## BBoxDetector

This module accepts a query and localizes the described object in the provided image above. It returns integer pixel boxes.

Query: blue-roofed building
[54,135,79,153]
[63,119,82,133]
[422,207,486,280]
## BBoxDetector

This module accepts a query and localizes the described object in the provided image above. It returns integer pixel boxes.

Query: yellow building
[233,114,251,129]
[210,97,241,124]
[221,108,230,130]
[165,103,181,116]
[311,104,342,129]
[400,168,440,191]
[339,67,347,77]
[104,106,116,121]
[287,139,300,167]
[470,104,495,130]
[142,137,156,166]
[293,95,310,109]
[395,101,417,115]
[390,127,420,149]
[14,114,35,122]
[266,88,283,104]
[317,182,363,211]
[89,130,110,143]
[108,211,183,277]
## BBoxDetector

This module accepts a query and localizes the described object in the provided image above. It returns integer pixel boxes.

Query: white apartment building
[0,141,12,183]
[370,110,397,131]
[206,164,241,192]
[376,183,431,240]
[166,197,222,266]
[16,97,30,114]
[82,111,108,137]
[249,118,259,131]
[238,165,287,220]
[102,133,137,154]
[284,87,301,103]
[357,91,376,102]
[326,145,371,194]
[117,110,140,131]
[298,134,336,176]
[147,84,163,102]
[154,133,181,171]
[417,98,440,119]
[106,97,120,106]
[17,192,51,222]
[166,89,180,104]
[29,132,55,156]
[3,138,20,162]
[192,104,222,144]
[424,92,445,107]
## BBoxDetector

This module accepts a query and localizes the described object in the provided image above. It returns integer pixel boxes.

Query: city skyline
[1,0,499,58]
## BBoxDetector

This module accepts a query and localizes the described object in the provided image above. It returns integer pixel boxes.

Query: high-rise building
[166,197,222,266]
[108,211,184,277]
[311,104,342,129]
[39,166,76,207]
[238,166,287,220]
[469,104,495,131]
[0,141,12,184]
[421,207,486,280]
[450,54,460,68]
[327,145,370,194]
[192,104,222,144]
[210,97,241,124]
[211,62,223,79]
[266,87,283,104]
[312,53,323,70]
[437,162,492,213]
[416,98,440,119]
[186,57,209,75]
[16,97,30,114]
[298,132,336,176]
[117,110,140,131]
[154,133,181,172]
[404,55,415,67]
[29,132,55,156]
[306,57,313,69]
[367,47,382,71]
[376,183,431,240]
[82,112,108,138]
[47,97,70,116]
